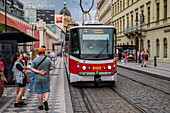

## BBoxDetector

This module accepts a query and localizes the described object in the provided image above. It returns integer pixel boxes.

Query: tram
[64,22,117,85]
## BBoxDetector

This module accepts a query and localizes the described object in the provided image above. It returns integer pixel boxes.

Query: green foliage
[0,23,5,33]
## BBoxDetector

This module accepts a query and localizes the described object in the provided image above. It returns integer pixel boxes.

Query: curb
[117,65,170,81]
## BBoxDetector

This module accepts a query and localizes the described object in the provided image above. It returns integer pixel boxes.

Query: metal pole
[32,25,34,50]
[5,0,7,32]
[140,14,142,52]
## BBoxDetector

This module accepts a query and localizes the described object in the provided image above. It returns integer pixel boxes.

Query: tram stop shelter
[117,45,137,62]
[0,32,39,86]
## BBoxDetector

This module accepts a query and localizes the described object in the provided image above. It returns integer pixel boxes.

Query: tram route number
[93,66,101,70]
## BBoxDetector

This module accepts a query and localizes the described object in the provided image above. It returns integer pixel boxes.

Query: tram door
[0,40,17,85]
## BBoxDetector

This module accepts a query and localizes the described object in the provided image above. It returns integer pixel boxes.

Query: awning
[0,13,19,30]
[0,32,39,43]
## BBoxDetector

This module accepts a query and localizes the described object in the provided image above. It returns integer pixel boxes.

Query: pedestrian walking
[13,52,27,107]
[140,50,145,67]
[30,47,54,111]
[27,48,38,92]
[144,50,150,67]
[50,51,57,68]
[46,52,51,58]
[0,55,8,97]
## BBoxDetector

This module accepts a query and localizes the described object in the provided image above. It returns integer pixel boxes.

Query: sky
[20,0,97,25]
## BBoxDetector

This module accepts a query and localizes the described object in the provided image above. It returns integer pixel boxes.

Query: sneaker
[14,103,23,107]
[22,96,27,100]
[43,101,49,111]
[2,94,7,97]
[38,105,43,110]
[141,65,143,67]
[18,101,27,105]
[144,65,146,67]
[27,89,32,92]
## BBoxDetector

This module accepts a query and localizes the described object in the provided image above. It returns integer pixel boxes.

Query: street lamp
[4,0,14,32]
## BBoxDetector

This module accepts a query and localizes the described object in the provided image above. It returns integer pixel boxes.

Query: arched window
[156,39,159,57]
[164,38,167,57]
[148,40,150,53]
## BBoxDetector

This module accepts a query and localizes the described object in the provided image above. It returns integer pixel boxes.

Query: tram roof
[69,25,115,30]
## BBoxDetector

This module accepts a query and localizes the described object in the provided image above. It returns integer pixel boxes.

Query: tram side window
[71,29,80,55]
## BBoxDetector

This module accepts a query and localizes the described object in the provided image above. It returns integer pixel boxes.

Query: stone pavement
[0,57,73,113]
[117,61,170,81]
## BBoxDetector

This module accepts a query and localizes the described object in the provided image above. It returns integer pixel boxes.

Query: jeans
[28,71,35,90]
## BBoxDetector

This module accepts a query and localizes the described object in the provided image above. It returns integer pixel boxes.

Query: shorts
[2,81,4,88]
[52,58,55,61]
[142,59,145,63]
[16,82,19,87]
[34,82,50,94]
[18,83,26,87]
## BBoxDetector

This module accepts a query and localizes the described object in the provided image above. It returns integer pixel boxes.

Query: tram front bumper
[79,72,114,76]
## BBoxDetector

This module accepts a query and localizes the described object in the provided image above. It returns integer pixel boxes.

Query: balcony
[124,24,146,38]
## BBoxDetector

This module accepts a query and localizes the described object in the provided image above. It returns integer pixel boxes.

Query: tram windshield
[79,28,114,59]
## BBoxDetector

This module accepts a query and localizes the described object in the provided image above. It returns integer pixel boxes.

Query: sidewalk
[0,57,73,113]
[117,61,170,81]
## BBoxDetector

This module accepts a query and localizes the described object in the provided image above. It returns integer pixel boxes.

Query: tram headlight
[107,65,112,70]
[88,67,91,70]
[82,66,87,71]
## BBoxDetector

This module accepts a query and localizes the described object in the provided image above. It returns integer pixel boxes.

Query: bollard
[154,56,157,67]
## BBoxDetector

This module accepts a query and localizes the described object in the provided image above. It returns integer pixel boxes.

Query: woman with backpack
[12,52,27,107]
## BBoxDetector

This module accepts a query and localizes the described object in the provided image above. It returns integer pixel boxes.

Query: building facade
[0,0,24,19]
[97,0,113,25]
[30,20,59,53]
[55,2,76,32]
[112,0,170,63]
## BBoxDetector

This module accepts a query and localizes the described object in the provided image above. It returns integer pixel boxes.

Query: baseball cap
[38,47,45,54]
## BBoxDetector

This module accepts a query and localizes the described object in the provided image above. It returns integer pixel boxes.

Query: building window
[120,1,122,11]
[127,42,129,45]
[127,17,129,28]
[156,39,159,57]
[148,7,150,25]
[127,0,129,7]
[118,22,119,33]
[164,38,167,57]
[113,6,114,16]
[123,0,125,9]
[164,0,167,19]
[115,4,117,14]
[132,0,133,4]
[131,41,133,45]
[118,2,119,13]
[120,20,122,33]
[141,39,144,50]
[123,19,125,31]
[156,3,159,21]
[147,40,150,53]
[131,15,133,27]
[136,12,138,25]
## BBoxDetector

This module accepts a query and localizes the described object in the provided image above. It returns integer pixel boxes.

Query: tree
[0,23,5,33]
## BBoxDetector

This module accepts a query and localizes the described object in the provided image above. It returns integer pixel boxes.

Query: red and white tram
[64,24,117,86]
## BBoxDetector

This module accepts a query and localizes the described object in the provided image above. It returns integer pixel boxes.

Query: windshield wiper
[96,37,109,58]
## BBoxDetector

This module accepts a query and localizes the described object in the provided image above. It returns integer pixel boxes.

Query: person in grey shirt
[30,47,54,111]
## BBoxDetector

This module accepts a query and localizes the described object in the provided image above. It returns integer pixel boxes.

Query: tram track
[79,88,96,113]
[110,87,146,113]
[117,67,170,95]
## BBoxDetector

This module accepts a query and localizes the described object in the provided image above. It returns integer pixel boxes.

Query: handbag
[24,73,31,84]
